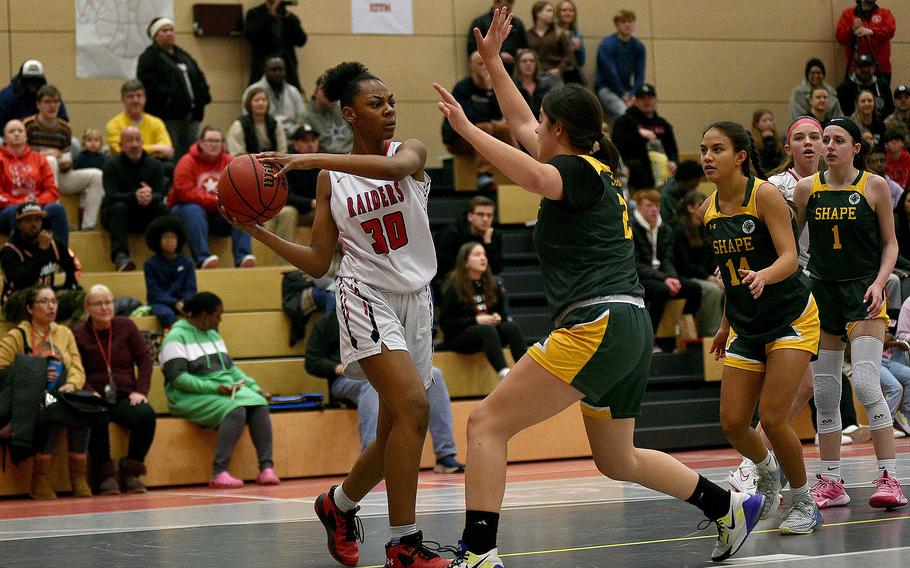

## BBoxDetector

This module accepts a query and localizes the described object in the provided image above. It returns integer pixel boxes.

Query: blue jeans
[170,203,251,266]
[330,367,458,459]
[881,353,910,416]
[0,203,69,247]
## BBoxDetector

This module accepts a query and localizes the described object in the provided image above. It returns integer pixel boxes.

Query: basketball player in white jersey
[225,61,449,568]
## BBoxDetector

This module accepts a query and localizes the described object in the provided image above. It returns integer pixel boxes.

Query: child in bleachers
[143,215,196,331]
[72,128,107,170]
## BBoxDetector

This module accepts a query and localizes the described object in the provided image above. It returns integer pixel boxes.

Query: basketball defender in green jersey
[792,117,907,510]
[434,9,764,566]
[699,121,822,535]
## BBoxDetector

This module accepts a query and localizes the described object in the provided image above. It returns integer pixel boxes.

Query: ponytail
[593,135,621,174]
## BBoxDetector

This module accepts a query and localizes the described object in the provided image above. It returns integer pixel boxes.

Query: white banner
[76,0,174,78]
[351,0,413,35]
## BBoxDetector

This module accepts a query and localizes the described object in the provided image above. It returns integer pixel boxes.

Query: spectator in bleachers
[74,284,156,495]
[556,0,585,85]
[0,119,70,246]
[751,110,785,173]
[611,84,678,192]
[837,54,893,118]
[885,84,910,140]
[889,295,910,434]
[659,160,704,226]
[143,215,197,330]
[435,196,503,296]
[631,190,701,350]
[106,80,174,161]
[101,127,169,272]
[671,192,723,337]
[851,89,886,147]
[884,128,910,190]
[0,201,80,323]
[0,60,69,128]
[226,87,287,156]
[881,331,910,438]
[0,285,91,500]
[835,0,896,85]
[440,242,526,378]
[467,0,528,75]
[23,85,103,230]
[170,126,255,269]
[304,312,466,473]
[242,56,306,145]
[244,0,307,90]
[137,17,212,161]
[443,51,516,192]
[867,148,905,208]
[789,59,843,121]
[526,1,575,86]
[73,128,107,171]
[299,73,353,154]
[805,85,841,123]
[160,291,281,489]
[513,49,555,120]
[265,124,320,246]
[595,9,646,124]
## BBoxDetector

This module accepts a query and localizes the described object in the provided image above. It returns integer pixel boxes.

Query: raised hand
[434,83,472,136]
[473,7,512,65]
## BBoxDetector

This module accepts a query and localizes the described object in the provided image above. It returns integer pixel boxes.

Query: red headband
[787,117,823,142]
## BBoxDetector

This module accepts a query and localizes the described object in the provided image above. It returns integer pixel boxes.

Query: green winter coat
[159,319,266,428]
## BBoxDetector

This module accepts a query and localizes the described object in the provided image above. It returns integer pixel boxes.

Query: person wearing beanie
[789,58,844,121]
[137,16,212,160]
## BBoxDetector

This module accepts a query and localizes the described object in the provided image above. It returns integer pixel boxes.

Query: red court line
[1,439,907,521]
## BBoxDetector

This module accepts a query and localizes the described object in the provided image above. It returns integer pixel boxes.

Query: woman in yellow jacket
[0,285,89,499]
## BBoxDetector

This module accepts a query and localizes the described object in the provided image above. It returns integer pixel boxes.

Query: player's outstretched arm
[222,171,339,277]
[256,141,427,182]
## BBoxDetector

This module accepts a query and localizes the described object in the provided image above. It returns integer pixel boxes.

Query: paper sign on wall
[351,0,413,35]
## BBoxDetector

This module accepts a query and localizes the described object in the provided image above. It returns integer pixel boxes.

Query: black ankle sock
[462,510,500,554]
[685,475,730,520]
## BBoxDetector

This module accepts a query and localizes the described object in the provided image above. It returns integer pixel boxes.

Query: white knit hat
[148,17,175,39]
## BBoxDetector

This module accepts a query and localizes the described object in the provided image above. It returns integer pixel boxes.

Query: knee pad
[850,335,892,430]
[812,349,844,434]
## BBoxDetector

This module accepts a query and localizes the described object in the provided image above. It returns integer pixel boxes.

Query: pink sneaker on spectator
[209,471,243,489]
[256,467,281,486]
[869,470,908,509]
[810,474,850,509]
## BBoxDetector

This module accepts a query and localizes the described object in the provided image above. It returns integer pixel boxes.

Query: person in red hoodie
[835,0,896,85]
[0,119,69,246]
[168,126,255,268]
[885,128,910,190]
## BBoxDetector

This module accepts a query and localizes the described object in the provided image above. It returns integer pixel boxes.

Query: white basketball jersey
[329,142,437,292]
[768,168,810,269]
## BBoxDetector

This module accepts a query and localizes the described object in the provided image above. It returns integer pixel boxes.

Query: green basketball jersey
[805,170,880,281]
[704,178,808,342]
[533,154,643,321]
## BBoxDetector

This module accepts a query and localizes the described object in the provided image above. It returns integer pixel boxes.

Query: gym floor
[1,440,908,567]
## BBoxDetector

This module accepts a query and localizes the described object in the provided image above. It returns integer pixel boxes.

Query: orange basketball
[217,154,288,224]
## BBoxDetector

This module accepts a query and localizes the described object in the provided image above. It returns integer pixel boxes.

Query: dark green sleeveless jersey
[805,170,880,281]
[533,154,643,321]
[704,178,808,341]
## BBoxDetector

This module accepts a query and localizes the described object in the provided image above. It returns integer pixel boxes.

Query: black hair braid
[745,131,766,179]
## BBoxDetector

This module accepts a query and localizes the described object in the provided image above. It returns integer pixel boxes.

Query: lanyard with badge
[93,326,117,404]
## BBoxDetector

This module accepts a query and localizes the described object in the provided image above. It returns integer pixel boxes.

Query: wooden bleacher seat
[0,398,592,495]
[655,299,687,339]
[452,155,511,192]
[496,184,539,225]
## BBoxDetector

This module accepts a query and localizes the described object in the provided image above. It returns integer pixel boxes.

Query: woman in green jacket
[159,292,280,488]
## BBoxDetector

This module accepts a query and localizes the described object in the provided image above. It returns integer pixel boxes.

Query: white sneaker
[895,410,910,436]
[200,255,220,269]
[894,427,907,439]
[240,254,256,267]
[756,460,783,520]
[727,458,758,494]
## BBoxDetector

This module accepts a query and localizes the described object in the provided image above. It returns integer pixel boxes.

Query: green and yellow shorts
[528,300,652,420]
[810,275,888,336]
[725,295,820,373]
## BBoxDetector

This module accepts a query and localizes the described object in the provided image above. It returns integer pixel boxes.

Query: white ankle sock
[389,523,418,543]
[755,451,777,473]
[332,485,358,513]
[877,458,897,475]
[820,460,841,481]
[791,482,811,501]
